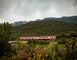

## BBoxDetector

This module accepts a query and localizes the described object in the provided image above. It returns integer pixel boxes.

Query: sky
[0,0,77,23]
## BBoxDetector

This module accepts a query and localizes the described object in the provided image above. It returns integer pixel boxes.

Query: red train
[20,36,56,41]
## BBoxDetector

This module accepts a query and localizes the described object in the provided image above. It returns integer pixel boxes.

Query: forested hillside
[12,16,77,27]
[12,20,77,39]
[43,16,77,24]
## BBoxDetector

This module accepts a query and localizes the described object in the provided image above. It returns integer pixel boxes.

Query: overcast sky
[0,0,77,23]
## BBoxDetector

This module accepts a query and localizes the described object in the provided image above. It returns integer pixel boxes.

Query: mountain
[42,16,77,24]
[12,21,28,26]
[12,16,77,27]
[11,19,77,39]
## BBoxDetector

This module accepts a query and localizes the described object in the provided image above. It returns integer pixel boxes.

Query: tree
[0,22,13,57]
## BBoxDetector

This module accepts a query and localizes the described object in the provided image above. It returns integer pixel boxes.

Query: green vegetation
[1,35,77,60]
[12,20,77,39]
[0,22,13,57]
[0,20,77,60]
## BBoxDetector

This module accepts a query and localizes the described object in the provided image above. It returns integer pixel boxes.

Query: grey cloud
[14,0,77,17]
[72,0,77,6]
[0,0,77,23]
[0,0,14,17]
[14,0,53,16]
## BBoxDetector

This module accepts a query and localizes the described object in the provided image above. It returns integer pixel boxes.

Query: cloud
[0,0,77,23]
[0,0,14,17]
[72,0,77,6]
[14,0,53,17]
